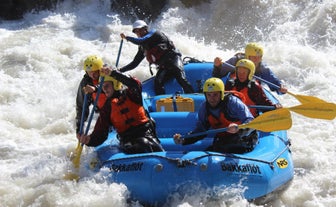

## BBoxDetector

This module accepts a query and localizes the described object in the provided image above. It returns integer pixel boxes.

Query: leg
[168,56,194,93]
[154,68,171,95]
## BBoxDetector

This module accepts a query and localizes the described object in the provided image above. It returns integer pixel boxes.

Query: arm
[86,99,111,147]
[257,63,283,94]
[119,47,145,72]
[75,74,93,133]
[212,56,236,78]
[110,69,143,104]
[125,29,156,45]
[250,82,277,109]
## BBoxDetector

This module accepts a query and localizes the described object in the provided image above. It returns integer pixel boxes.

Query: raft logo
[276,158,288,169]
[221,163,261,174]
[110,162,144,172]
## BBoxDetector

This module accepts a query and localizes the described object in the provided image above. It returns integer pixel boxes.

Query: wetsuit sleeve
[75,74,92,133]
[119,47,145,72]
[212,56,236,78]
[249,82,276,112]
[110,70,143,105]
[86,99,111,147]
[257,63,283,94]
[226,96,254,124]
[125,29,156,45]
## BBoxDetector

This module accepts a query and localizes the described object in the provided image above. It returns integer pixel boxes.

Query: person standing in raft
[119,20,194,95]
[75,55,107,139]
[226,59,282,117]
[212,42,287,94]
[78,66,164,154]
[174,78,258,154]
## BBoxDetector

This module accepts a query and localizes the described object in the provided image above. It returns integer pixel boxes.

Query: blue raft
[93,61,294,205]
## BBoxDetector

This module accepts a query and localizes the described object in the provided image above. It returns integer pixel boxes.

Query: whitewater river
[1,0,335,206]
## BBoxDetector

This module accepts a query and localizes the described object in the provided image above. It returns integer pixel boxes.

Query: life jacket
[110,95,149,134]
[91,79,107,109]
[206,95,242,138]
[145,43,170,64]
[144,32,175,64]
[230,82,259,117]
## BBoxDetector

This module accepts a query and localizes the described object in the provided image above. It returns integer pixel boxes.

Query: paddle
[253,75,327,104]
[182,108,292,139]
[249,103,336,120]
[64,39,124,181]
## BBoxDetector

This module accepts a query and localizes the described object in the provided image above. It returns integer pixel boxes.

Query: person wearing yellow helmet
[212,42,287,94]
[78,66,164,154]
[225,59,281,117]
[173,78,258,154]
[75,55,107,137]
[119,20,194,95]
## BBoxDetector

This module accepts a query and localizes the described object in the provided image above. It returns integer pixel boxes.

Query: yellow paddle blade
[72,144,83,169]
[289,102,336,120]
[63,172,80,181]
[287,91,327,104]
[239,108,292,132]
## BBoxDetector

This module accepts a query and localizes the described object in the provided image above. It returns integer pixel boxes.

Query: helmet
[236,59,255,80]
[132,20,148,33]
[83,55,103,72]
[245,42,264,58]
[203,78,225,100]
[100,75,122,91]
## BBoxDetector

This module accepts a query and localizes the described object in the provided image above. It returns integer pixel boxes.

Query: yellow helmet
[83,55,103,72]
[100,75,122,91]
[236,59,255,80]
[245,42,264,58]
[203,77,225,100]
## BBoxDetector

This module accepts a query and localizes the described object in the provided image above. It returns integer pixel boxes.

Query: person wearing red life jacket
[78,66,164,154]
[225,59,282,117]
[212,42,287,94]
[75,55,107,138]
[174,78,258,154]
[119,20,194,95]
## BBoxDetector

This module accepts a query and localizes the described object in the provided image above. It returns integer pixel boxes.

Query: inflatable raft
[93,60,294,205]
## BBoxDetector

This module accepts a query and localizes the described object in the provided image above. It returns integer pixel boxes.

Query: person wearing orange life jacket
[225,59,282,117]
[75,55,107,138]
[78,66,164,154]
[119,20,194,95]
[213,42,287,94]
[174,78,258,154]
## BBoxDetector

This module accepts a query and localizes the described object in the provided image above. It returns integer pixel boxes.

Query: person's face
[248,55,262,66]
[102,81,115,98]
[237,67,249,82]
[205,91,221,107]
[133,27,146,37]
[87,70,100,81]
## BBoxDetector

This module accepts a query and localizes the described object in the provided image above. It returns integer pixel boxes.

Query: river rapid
[1,0,335,206]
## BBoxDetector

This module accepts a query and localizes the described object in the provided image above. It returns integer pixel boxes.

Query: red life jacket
[109,96,149,133]
[145,43,170,64]
[230,86,258,117]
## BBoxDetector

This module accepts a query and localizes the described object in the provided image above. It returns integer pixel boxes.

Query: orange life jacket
[207,96,243,138]
[231,86,258,117]
[109,96,149,133]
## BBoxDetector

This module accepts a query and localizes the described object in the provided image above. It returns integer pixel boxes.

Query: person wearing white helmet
[119,20,194,95]
[212,42,287,94]
[78,65,164,154]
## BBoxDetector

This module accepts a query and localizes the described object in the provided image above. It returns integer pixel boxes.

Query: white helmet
[132,20,148,32]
